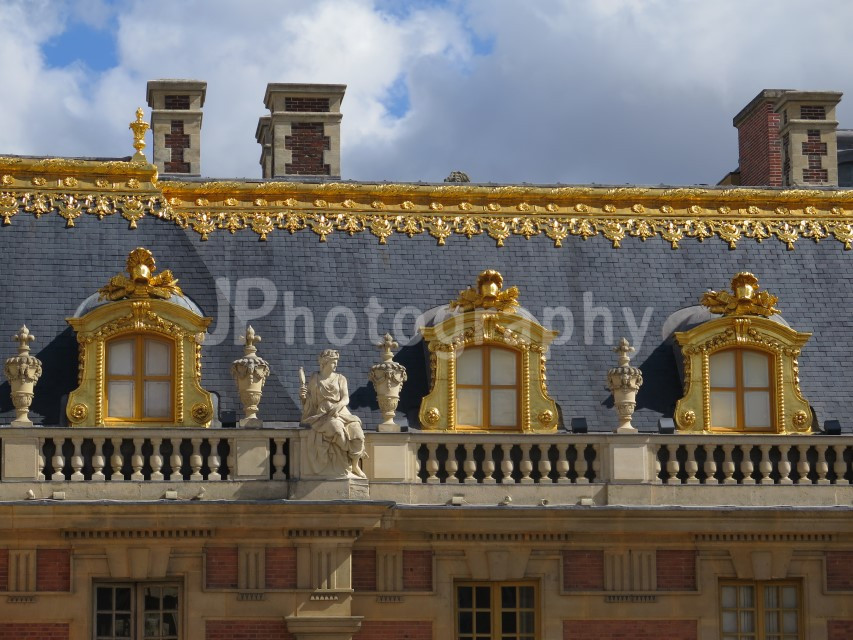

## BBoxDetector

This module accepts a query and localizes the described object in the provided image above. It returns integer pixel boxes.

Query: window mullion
[483,347,490,430]
[735,349,745,431]
[136,335,145,420]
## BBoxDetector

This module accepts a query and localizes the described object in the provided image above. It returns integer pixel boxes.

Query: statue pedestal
[291,477,369,501]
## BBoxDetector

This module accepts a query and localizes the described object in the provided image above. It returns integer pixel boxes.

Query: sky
[1,0,852,185]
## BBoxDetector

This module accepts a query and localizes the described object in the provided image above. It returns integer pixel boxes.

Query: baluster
[425,443,440,484]
[740,446,755,484]
[190,438,204,481]
[834,445,849,485]
[51,438,66,481]
[463,443,477,484]
[226,438,236,481]
[575,444,589,484]
[170,439,184,481]
[272,437,288,480]
[815,445,829,485]
[110,439,125,481]
[91,437,105,481]
[721,444,736,484]
[519,444,533,484]
[556,445,570,484]
[591,447,601,483]
[758,444,773,485]
[443,445,459,484]
[481,444,496,484]
[150,438,164,481]
[703,445,718,485]
[500,447,515,484]
[538,446,552,484]
[666,445,680,485]
[685,444,699,484]
[654,445,663,484]
[778,444,793,484]
[130,438,145,481]
[69,437,84,481]
[796,445,812,484]
[37,438,46,481]
[208,439,222,481]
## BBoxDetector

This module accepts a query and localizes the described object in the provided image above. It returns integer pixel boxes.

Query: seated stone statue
[300,349,367,479]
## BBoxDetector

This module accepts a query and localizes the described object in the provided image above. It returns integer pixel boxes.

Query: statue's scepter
[298,366,307,406]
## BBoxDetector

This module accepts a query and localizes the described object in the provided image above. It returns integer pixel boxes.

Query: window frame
[708,347,776,433]
[718,580,802,640]
[92,581,182,640]
[454,344,522,431]
[455,580,539,640]
[104,334,176,423]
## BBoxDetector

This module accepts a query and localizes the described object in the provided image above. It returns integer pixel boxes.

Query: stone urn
[4,326,43,427]
[230,326,271,427]
[368,334,408,432]
[606,337,643,434]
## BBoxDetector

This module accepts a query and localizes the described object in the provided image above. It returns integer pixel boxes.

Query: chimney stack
[732,89,842,187]
[258,84,345,179]
[146,79,207,176]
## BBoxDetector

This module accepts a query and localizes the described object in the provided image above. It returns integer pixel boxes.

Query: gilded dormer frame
[674,273,813,434]
[66,249,214,427]
[418,271,559,432]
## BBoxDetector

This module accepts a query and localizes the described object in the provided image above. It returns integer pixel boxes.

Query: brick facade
[736,99,783,186]
[0,623,69,639]
[802,129,829,183]
[826,551,853,590]
[206,620,294,640]
[352,549,377,591]
[562,550,604,591]
[0,549,7,591]
[164,120,191,173]
[205,547,238,589]
[285,97,330,112]
[801,105,826,120]
[264,546,296,589]
[36,549,70,592]
[402,550,432,591]
[828,620,853,640]
[164,95,190,110]
[353,621,432,640]
[656,550,697,591]
[563,620,697,640]
[285,122,330,175]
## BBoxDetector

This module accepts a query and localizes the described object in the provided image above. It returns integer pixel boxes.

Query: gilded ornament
[313,199,328,208]
[776,207,790,216]
[805,206,818,216]
[119,197,145,228]
[63,177,78,188]
[129,107,150,162]
[517,202,531,212]
[680,410,696,427]
[95,178,110,188]
[0,175,12,186]
[459,202,473,211]
[70,403,88,421]
[486,202,501,212]
[425,408,440,424]
[56,196,83,227]
[98,248,183,301]
[31,177,47,187]
[538,410,554,426]
[546,203,558,212]
[191,402,212,424]
[631,204,645,214]
[450,270,520,313]
[401,200,415,210]
[256,198,269,206]
[371,200,384,210]
[342,199,355,208]
[195,197,209,206]
[0,194,17,224]
[430,202,443,211]
[718,206,731,215]
[792,410,809,429]
[225,197,238,206]
[602,204,615,213]
[748,205,761,215]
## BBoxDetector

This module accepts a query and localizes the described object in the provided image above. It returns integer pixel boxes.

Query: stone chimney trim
[732,89,791,128]
[263,83,346,111]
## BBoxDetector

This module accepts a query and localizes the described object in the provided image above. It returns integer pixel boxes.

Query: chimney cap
[146,79,207,108]
[732,89,792,128]
[263,83,346,111]
[773,90,842,113]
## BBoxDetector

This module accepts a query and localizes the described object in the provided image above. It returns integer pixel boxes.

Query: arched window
[455,345,520,430]
[106,335,174,421]
[709,349,773,431]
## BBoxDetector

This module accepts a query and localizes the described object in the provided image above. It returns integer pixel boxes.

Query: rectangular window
[94,583,180,640]
[720,581,801,640]
[456,582,537,640]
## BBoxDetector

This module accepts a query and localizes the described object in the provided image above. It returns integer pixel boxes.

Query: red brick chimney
[731,89,789,187]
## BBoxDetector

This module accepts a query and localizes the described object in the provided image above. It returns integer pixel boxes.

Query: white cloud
[2,0,853,183]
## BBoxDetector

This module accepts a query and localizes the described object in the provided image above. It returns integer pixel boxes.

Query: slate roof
[1,179,852,433]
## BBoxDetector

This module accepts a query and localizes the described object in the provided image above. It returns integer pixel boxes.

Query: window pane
[519,611,535,633]
[458,586,472,608]
[108,381,135,418]
[115,587,132,611]
[501,586,516,608]
[739,610,755,631]
[162,588,178,610]
[475,611,491,632]
[722,611,738,632]
[744,391,771,428]
[782,611,798,632]
[457,348,483,385]
[765,585,779,608]
[490,349,517,385]
[96,586,113,610]
[721,586,737,608]
[96,613,113,636]
[519,586,534,608]
[710,391,737,428]
[475,586,490,608]
[115,613,132,638]
[710,351,736,387]
[458,611,473,633]
[501,611,516,632]
[144,381,171,418]
[490,390,517,427]
[782,586,798,609]
[108,340,134,376]
[145,613,160,637]
[743,351,770,387]
[765,611,779,632]
[457,388,483,426]
[145,587,161,610]
[145,339,171,376]
[162,612,178,636]
[739,586,754,607]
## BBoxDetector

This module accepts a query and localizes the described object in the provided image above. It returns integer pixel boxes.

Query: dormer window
[106,335,175,421]
[674,272,813,434]
[709,348,773,431]
[419,270,559,432]
[456,345,520,430]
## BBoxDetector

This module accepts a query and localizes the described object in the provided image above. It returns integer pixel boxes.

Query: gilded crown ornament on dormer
[700,272,780,318]
[450,269,520,313]
[98,248,183,301]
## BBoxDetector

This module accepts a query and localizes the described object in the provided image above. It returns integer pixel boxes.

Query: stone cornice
[4,155,853,248]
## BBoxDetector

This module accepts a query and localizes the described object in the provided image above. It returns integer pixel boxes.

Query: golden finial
[701,271,780,317]
[450,269,520,313]
[98,248,182,301]
[129,107,150,163]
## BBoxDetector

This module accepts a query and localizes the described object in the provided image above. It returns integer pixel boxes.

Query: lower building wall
[206,620,294,640]
[562,619,697,640]
[828,620,853,640]
[0,623,69,640]
[353,621,432,640]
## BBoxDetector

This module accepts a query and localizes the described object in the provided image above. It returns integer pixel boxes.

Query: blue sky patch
[382,75,411,119]
[43,19,118,71]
